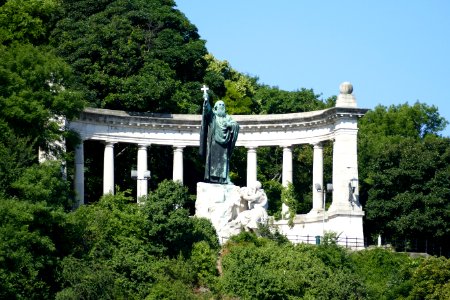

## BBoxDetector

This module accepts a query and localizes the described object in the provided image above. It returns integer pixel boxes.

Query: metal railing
[370,237,450,257]
[284,234,366,249]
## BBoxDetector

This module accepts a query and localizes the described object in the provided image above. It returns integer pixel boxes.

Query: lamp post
[131,169,151,202]
[350,177,358,193]
[315,183,333,239]
[131,170,151,180]
[349,177,358,206]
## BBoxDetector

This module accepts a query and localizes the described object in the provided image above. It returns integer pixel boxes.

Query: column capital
[78,135,88,142]
[281,145,292,153]
[103,140,117,146]
[312,141,324,148]
[246,146,257,151]
[138,143,151,149]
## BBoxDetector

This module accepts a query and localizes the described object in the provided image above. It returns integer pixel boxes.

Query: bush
[190,241,218,286]
[350,248,415,299]
[409,256,450,300]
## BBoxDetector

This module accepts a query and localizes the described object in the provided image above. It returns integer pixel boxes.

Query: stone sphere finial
[335,81,357,108]
[339,82,353,94]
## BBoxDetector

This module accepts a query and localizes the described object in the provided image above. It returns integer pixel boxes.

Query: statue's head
[253,181,262,190]
[214,100,226,117]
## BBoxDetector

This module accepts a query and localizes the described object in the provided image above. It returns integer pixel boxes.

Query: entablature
[68,107,368,147]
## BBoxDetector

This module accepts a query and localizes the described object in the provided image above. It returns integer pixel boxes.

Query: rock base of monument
[196,182,268,244]
[196,182,244,243]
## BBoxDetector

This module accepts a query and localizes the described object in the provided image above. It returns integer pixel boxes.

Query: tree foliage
[0,121,34,197]
[203,54,257,114]
[359,102,447,139]
[359,103,450,248]
[219,234,367,299]
[51,0,207,113]
[0,0,61,45]
[255,84,329,114]
[12,161,74,210]
[0,198,71,299]
[0,42,85,160]
[351,248,415,299]
[56,185,218,299]
[409,256,450,300]
[142,180,219,257]
[2,1,450,298]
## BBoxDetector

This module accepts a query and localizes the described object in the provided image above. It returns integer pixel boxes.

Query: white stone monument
[196,181,269,243]
[68,82,367,248]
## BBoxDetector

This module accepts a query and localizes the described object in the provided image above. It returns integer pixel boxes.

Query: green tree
[0,121,34,197]
[204,53,257,114]
[11,161,74,210]
[0,0,61,45]
[219,233,367,299]
[56,187,217,298]
[51,0,207,113]
[351,248,415,299]
[359,102,447,140]
[255,84,328,114]
[0,198,70,299]
[49,0,209,200]
[142,180,219,257]
[409,256,450,300]
[358,103,450,249]
[0,42,85,157]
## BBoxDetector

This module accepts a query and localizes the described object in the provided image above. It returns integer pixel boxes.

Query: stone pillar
[282,146,293,187]
[282,146,293,217]
[246,146,257,187]
[103,141,115,195]
[74,141,84,207]
[173,146,185,183]
[137,144,149,200]
[312,142,324,211]
[329,119,360,212]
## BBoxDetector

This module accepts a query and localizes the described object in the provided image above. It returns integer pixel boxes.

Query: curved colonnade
[69,84,368,246]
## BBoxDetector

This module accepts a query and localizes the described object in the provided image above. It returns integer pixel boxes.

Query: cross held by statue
[201,85,209,95]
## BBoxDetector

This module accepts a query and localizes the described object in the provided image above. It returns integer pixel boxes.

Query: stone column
[329,119,360,212]
[282,146,293,187]
[282,146,293,217]
[137,144,149,200]
[103,141,115,195]
[246,146,257,187]
[312,142,324,211]
[173,146,185,183]
[74,141,84,207]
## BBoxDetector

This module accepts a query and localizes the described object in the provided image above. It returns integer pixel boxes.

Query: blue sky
[176,0,450,136]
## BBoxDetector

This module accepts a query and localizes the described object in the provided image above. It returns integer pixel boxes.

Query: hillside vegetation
[1,0,449,298]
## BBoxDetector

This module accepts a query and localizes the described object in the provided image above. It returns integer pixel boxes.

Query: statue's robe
[199,101,239,184]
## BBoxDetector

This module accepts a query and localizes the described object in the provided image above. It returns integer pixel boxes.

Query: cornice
[74,107,368,133]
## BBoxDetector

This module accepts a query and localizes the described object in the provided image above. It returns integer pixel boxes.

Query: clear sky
[176,0,450,136]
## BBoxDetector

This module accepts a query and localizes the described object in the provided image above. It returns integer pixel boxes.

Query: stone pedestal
[196,182,243,243]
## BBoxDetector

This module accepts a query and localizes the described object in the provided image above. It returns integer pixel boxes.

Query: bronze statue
[199,86,239,184]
